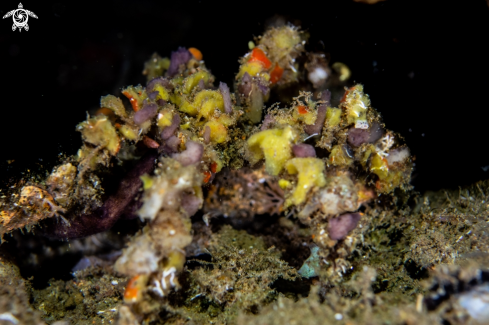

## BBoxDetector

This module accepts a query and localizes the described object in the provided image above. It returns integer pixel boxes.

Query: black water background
[1,0,489,193]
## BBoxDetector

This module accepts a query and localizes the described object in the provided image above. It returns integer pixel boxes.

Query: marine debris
[1,22,488,325]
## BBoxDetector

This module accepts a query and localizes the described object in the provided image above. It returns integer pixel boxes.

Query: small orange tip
[248,47,272,69]
[124,275,143,303]
[203,170,212,183]
[188,47,203,61]
[340,88,351,104]
[95,107,114,116]
[210,162,218,174]
[270,64,284,84]
[122,91,139,112]
[297,105,308,115]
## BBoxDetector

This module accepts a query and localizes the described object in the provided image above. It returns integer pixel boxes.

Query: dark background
[1,0,489,193]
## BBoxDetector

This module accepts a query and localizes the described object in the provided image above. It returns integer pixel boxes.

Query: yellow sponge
[247,126,296,176]
[285,158,326,206]
[204,120,228,143]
